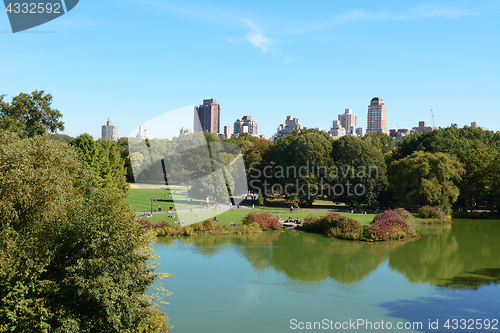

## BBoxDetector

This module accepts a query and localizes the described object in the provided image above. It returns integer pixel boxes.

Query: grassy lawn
[127,184,377,226]
[127,186,204,212]
[134,207,376,227]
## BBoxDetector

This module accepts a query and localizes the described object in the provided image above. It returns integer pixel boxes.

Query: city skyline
[1,1,498,139]
[102,97,485,141]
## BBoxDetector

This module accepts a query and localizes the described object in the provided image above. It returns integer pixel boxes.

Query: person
[158,205,162,212]
[237,204,240,209]
[190,207,193,213]
[213,217,218,221]
[290,205,294,213]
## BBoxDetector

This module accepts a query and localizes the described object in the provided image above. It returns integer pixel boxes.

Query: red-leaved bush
[242,212,282,230]
[364,210,410,241]
[303,212,361,238]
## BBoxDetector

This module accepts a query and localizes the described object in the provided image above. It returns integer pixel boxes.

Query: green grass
[127,185,377,227]
[135,207,376,227]
[127,186,203,212]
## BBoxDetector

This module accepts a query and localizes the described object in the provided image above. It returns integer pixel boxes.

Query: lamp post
[151,199,153,214]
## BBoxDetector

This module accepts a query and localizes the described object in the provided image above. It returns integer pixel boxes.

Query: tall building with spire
[102,118,117,140]
[367,97,388,134]
[194,98,221,133]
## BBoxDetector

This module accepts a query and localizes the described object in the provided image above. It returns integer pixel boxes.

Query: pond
[152,220,500,332]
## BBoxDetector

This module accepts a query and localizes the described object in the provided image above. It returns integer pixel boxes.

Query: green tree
[117,137,135,182]
[331,136,388,207]
[70,134,129,197]
[270,129,334,205]
[389,151,464,214]
[0,90,64,138]
[393,126,500,210]
[362,131,395,154]
[0,130,171,332]
[50,133,74,145]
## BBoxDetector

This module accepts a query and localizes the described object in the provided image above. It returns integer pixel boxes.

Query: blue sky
[1,0,499,139]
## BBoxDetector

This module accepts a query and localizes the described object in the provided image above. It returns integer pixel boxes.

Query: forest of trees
[0,91,171,332]
[119,124,500,214]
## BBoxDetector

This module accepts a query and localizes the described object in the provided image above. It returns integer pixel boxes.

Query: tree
[69,134,129,197]
[331,136,388,207]
[393,126,500,210]
[0,130,171,332]
[0,90,64,138]
[389,151,464,214]
[268,129,334,205]
[362,131,395,154]
[50,133,74,144]
[117,137,135,182]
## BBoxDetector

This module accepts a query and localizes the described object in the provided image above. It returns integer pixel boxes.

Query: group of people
[277,215,300,223]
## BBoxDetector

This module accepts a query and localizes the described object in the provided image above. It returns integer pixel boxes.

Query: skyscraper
[194,98,221,133]
[223,126,231,139]
[367,97,388,134]
[179,127,192,135]
[338,109,359,135]
[273,116,301,140]
[102,118,117,140]
[135,126,152,141]
[233,116,258,137]
[329,120,346,138]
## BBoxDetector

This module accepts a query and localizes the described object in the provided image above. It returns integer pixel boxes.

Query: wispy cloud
[406,5,479,19]
[284,56,293,65]
[290,5,480,33]
[226,37,239,45]
[240,18,274,53]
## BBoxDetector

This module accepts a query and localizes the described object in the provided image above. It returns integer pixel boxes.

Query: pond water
[152,220,500,332]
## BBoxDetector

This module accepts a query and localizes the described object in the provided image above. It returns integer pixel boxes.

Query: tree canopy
[0,131,171,332]
[0,90,64,138]
[389,151,464,214]
[69,134,129,197]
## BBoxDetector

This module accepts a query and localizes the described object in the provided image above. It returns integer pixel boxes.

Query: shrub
[183,226,194,236]
[328,219,363,240]
[395,208,413,221]
[364,210,411,241]
[242,212,281,230]
[303,212,361,239]
[418,206,446,219]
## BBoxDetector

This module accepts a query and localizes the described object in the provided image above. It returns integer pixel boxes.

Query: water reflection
[157,219,500,290]
[388,220,500,289]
